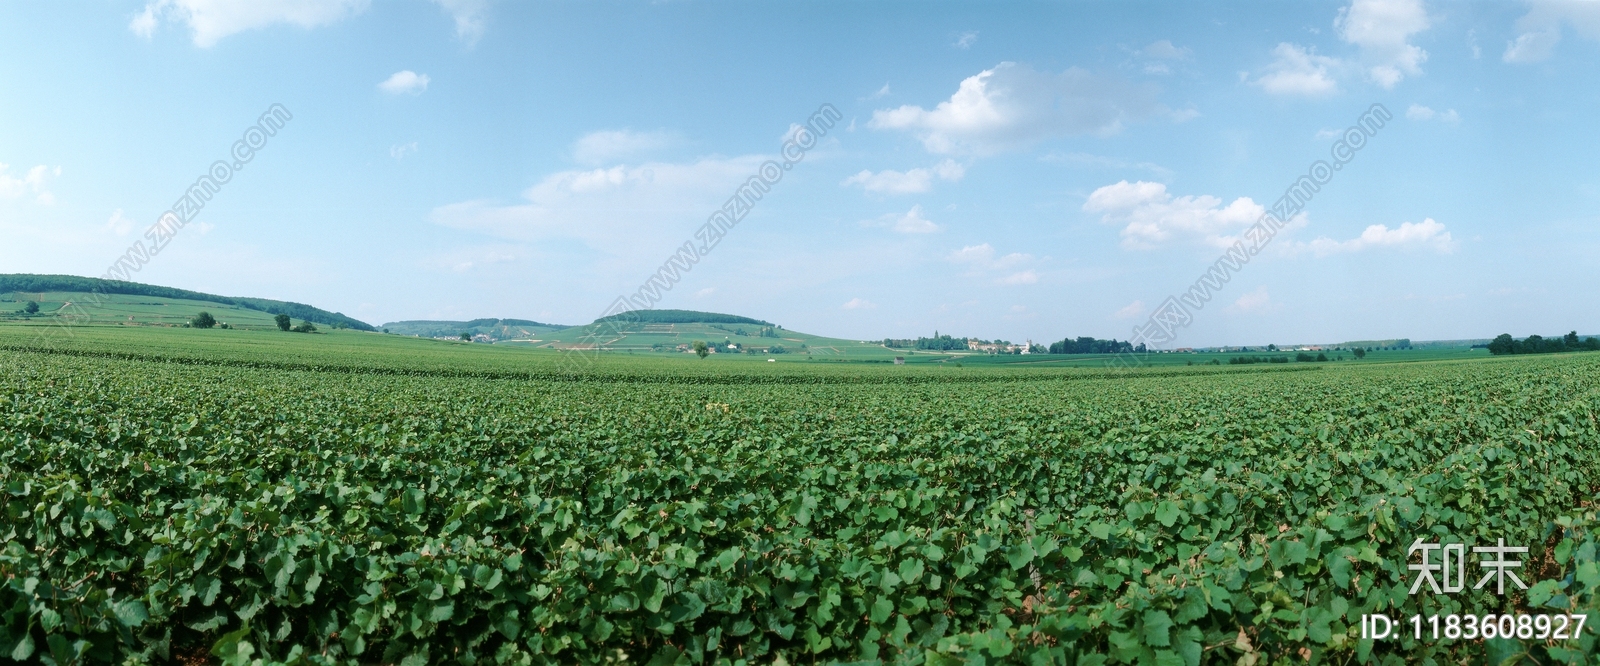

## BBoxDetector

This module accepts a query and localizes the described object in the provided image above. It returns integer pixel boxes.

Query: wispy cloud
[948,243,1038,285]
[390,142,419,160]
[571,129,682,165]
[1227,285,1276,314]
[130,0,370,47]
[379,70,430,95]
[0,163,59,205]
[1405,104,1459,122]
[1112,300,1146,319]
[1504,0,1600,63]
[953,31,978,49]
[1290,218,1457,255]
[870,62,1167,154]
[1249,43,1341,96]
[864,205,940,234]
[431,0,489,44]
[842,297,876,310]
[841,160,964,194]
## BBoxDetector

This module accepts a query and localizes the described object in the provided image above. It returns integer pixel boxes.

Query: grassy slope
[525,320,907,359]
[0,291,288,329]
[0,274,372,330]
[381,319,569,340]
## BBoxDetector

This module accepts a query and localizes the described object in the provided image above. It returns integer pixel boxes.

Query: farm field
[0,291,285,330]
[529,320,901,360]
[2,325,1599,664]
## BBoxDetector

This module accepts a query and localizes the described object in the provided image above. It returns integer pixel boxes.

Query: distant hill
[593,309,772,326]
[0,274,374,331]
[381,318,570,341]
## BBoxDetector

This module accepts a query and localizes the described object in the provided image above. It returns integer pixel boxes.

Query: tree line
[883,333,969,351]
[1047,336,1145,355]
[1487,332,1600,355]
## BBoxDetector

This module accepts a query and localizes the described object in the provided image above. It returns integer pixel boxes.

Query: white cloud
[1083,180,1265,249]
[431,155,768,258]
[841,160,965,194]
[869,62,1164,154]
[1295,218,1456,255]
[1504,29,1563,62]
[948,243,1032,270]
[1038,151,1172,178]
[1335,0,1430,88]
[1142,39,1190,61]
[379,71,430,95]
[571,130,682,166]
[842,297,876,310]
[431,0,489,44]
[694,287,715,298]
[424,244,525,273]
[390,142,419,160]
[954,31,978,49]
[0,163,58,205]
[997,270,1038,285]
[1405,104,1459,122]
[1139,40,1191,74]
[1504,0,1600,63]
[869,83,891,99]
[129,0,369,47]
[1227,285,1275,314]
[948,243,1036,285]
[106,209,136,236]
[1113,300,1146,319]
[1250,43,1341,97]
[865,205,940,234]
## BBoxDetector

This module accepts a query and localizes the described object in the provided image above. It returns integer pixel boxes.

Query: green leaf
[1528,579,1562,608]
[402,488,426,515]
[1153,650,1185,666]
[870,597,893,624]
[9,634,33,661]
[1154,501,1181,528]
[113,600,149,627]
[1142,610,1173,647]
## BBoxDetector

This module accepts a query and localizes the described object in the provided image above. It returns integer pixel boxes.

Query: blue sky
[2,1,1598,347]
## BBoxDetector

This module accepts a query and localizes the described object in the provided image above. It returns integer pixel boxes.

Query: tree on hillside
[693,340,709,358]
[190,311,216,329]
[23,301,39,315]
[460,332,471,341]
[275,314,292,331]
[292,321,317,333]
[1353,348,1366,359]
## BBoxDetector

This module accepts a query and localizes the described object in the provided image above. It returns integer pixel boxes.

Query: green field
[0,291,289,330]
[2,323,1599,664]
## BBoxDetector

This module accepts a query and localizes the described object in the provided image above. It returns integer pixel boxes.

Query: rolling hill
[0,274,374,330]
[381,318,570,341]
[520,309,902,359]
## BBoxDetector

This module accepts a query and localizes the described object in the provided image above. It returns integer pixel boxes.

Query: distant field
[2,290,291,329]
[1,321,1597,663]
[527,320,905,359]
